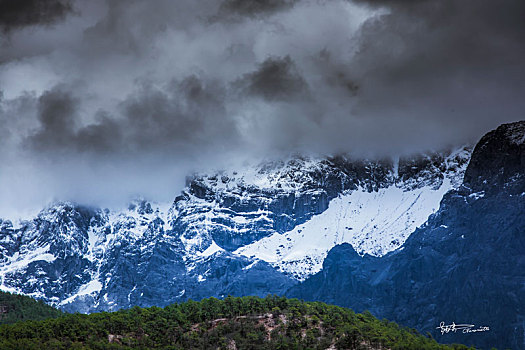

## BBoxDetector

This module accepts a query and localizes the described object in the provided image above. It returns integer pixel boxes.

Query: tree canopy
[0,295,476,349]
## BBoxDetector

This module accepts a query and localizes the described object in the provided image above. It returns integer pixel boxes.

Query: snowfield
[235,179,454,280]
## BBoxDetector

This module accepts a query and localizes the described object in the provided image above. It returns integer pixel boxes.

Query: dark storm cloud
[0,0,524,215]
[339,0,525,149]
[235,56,309,101]
[0,0,73,32]
[117,76,236,154]
[353,0,525,73]
[26,88,125,155]
[27,86,77,152]
[217,0,296,18]
[25,76,237,156]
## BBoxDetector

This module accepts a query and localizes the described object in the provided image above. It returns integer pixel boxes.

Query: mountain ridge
[0,146,471,312]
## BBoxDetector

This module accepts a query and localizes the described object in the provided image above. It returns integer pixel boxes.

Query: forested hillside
[0,295,474,349]
[0,291,62,325]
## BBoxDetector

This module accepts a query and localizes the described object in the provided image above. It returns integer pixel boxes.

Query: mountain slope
[0,147,470,312]
[235,172,458,280]
[0,296,473,349]
[288,121,525,350]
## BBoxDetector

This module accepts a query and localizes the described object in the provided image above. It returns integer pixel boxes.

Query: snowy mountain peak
[0,146,472,310]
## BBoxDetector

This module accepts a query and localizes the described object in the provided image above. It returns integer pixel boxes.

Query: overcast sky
[0,0,524,216]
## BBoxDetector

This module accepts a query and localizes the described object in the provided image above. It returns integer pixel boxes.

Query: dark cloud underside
[0,0,73,32]
[235,56,308,101]
[26,77,236,156]
[218,0,296,18]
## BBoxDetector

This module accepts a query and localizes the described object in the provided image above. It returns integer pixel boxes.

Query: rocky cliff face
[289,121,525,350]
[0,200,295,313]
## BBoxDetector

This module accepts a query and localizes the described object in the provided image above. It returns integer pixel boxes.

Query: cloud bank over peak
[0,0,524,215]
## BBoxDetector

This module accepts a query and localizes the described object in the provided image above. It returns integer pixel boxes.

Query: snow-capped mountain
[0,146,471,312]
[1,121,524,349]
